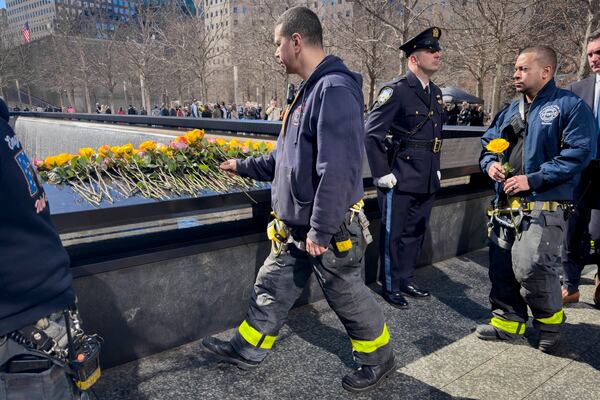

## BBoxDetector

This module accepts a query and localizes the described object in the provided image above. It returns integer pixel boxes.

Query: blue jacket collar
[529,79,557,102]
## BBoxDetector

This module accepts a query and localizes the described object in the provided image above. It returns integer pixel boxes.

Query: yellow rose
[98,145,111,157]
[44,155,57,168]
[216,138,227,146]
[266,142,275,152]
[157,143,168,153]
[54,153,73,167]
[78,147,95,158]
[110,145,121,155]
[486,138,510,154]
[121,143,134,153]
[139,140,157,151]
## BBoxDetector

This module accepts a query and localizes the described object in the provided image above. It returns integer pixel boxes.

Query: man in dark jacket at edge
[477,46,595,353]
[201,7,396,393]
[0,98,81,398]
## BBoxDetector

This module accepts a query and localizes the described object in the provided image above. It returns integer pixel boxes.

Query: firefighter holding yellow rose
[477,46,595,352]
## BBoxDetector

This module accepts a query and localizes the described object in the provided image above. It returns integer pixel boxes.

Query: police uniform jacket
[0,99,74,336]
[236,55,364,247]
[480,79,595,202]
[365,70,444,194]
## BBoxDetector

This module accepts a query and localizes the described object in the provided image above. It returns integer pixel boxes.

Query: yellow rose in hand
[486,138,510,154]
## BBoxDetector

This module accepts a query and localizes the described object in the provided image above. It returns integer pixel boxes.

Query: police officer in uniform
[365,27,444,308]
[478,46,594,352]
[201,7,395,392]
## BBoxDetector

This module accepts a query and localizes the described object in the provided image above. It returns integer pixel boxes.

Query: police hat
[399,27,442,57]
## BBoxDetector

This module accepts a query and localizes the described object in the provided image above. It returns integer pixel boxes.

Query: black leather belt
[398,137,443,153]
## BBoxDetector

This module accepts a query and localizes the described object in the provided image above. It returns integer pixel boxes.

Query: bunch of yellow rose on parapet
[35,129,275,207]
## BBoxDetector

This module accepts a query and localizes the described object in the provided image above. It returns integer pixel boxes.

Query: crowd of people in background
[9,98,492,126]
[444,101,487,126]
[91,98,286,121]
[7,98,286,121]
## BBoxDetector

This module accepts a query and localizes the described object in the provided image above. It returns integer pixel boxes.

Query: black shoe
[399,284,430,298]
[382,291,409,308]
[342,354,396,393]
[538,331,561,353]
[475,324,523,341]
[201,337,260,370]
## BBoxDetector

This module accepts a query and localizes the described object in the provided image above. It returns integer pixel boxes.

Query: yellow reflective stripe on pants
[490,317,525,335]
[350,323,390,354]
[535,309,564,325]
[238,320,277,349]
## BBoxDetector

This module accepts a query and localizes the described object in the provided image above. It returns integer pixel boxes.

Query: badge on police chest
[436,94,443,105]
[377,87,394,107]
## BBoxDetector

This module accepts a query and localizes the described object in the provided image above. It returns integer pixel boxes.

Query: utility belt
[267,200,373,255]
[2,307,103,392]
[388,135,443,154]
[486,198,565,217]
[486,197,570,235]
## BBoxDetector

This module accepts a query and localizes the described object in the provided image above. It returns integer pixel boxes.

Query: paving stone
[93,249,600,400]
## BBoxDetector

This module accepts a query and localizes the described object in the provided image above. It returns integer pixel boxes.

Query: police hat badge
[399,27,442,56]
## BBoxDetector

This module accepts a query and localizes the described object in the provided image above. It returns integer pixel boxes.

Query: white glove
[437,170,441,180]
[374,173,397,189]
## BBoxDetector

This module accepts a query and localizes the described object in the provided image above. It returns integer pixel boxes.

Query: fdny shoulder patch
[377,87,394,107]
[14,150,39,197]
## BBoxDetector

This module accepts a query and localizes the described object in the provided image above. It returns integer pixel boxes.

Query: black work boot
[475,324,523,341]
[341,354,396,393]
[538,331,561,353]
[201,337,260,370]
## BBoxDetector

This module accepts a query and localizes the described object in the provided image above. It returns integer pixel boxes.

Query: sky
[0,1,5,9]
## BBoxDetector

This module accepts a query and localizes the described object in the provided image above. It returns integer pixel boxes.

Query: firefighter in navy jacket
[201,7,395,393]
[365,27,444,308]
[476,47,594,352]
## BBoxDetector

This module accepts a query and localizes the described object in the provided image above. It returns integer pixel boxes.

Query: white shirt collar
[417,76,430,91]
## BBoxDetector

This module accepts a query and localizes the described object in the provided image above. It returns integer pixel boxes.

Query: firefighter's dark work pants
[230,216,393,366]
[487,207,565,335]
[0,336,77,400]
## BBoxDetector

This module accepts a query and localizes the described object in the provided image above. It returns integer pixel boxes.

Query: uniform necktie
[424,86,429,95]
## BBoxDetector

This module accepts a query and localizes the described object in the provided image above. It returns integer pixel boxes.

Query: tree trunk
[67,88,74,108]
[476,78,484,101]
[491,52,504,117]
[84,83,92,113]
[368,71,376,107]
[57,90,64,110]
[26,85,33,108]
[109,88,115,113]
[15,80,23,108]
[576,1,598,80]
[123,82,129,109]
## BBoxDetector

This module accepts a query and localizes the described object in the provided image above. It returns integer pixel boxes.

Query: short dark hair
[276,6,323,48]
[588,30,600,44]
[520,46,557,73]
